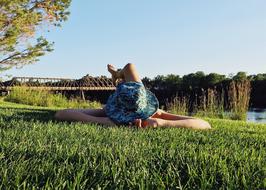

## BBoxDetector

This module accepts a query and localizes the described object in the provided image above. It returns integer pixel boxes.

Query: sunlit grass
[4,86,101,109]
[0,101,265,189]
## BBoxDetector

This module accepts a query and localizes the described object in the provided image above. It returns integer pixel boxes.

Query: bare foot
[134,119,142,128]
[134,118,161,128]
[107,64,117,75]
[107,64,122,85]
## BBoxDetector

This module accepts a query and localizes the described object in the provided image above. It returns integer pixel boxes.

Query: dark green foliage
[142,72,266,109]
[250,79,266,108]
[0,102,265,189]
[252,73,266,81]
[204,73,226,87]
[182,71,206,91]
[233,72,247,81]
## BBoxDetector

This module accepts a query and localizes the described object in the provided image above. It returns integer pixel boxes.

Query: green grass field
[0,101,265,189]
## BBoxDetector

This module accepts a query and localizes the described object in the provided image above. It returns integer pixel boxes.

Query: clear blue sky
[3,0,266,79]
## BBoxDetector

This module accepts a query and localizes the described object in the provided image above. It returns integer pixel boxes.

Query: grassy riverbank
[0,101,265,189]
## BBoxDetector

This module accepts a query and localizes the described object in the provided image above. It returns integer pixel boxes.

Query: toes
[141,120,149,128]
[134,119,142,128]
[107,64,116,72]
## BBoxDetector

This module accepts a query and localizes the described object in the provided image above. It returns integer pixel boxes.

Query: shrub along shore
[4,87,101,109]
[0,101,265,189]
[3,82,253,121]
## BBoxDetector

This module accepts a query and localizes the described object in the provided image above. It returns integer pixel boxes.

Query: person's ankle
[116,69,123,79]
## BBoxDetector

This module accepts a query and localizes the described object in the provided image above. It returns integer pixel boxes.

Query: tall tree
[232,72,247,81]
[205,73,226,87]
[0,0,71,72]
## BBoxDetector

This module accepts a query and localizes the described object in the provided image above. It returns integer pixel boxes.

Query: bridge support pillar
[80,90,85,101]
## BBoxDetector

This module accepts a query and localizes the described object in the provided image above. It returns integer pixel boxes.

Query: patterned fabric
[105,82,159,125]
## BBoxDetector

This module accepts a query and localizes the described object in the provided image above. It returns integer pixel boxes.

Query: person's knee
[124,63,135,70]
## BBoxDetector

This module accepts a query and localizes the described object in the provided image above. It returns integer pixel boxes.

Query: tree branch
[0,50,27,65]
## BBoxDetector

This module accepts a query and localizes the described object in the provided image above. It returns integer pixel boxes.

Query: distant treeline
[142,72,266,109]
[2,72,266,109]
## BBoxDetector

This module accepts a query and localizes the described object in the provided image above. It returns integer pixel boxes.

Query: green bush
[5,87,101,108]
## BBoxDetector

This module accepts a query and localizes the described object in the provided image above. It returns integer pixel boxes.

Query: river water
[247,108,266,124]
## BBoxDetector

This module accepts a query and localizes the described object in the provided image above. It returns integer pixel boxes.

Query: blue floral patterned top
[105,82,159,125]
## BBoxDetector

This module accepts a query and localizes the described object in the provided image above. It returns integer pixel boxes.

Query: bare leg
[55,63,142,125]
[55,109,115,126]
[152,109,194,120]
[108,63,142,83]
[136,117,211,130]
[107,64,211,129]
[120,63,142,83]
[157,117,211,129]
[64,108,107,117]
[135,110,211,130]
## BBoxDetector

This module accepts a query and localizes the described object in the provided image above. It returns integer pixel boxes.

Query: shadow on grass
[0,107,133,130]
[0,107,57,123]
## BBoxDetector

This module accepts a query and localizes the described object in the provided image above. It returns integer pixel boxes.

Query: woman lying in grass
[55,63,211,129]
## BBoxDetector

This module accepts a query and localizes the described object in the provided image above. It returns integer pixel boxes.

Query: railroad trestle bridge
[0,76,116,91]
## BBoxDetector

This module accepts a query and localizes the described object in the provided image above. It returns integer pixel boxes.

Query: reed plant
[195,88,226,118]
[167,80,251,120]
[166,95,189,115]
[166,89,226,119]
[227,80,251,120]
[4,86,101,108]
